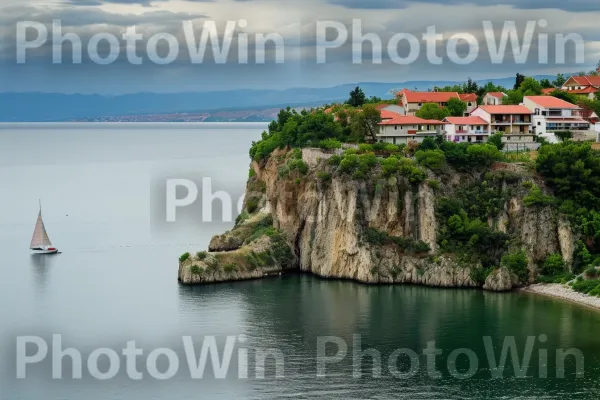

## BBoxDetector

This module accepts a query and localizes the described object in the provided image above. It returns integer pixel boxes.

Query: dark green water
[1,124,599,399]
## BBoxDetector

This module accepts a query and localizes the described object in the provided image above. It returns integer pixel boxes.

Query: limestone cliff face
[178,148,576,291]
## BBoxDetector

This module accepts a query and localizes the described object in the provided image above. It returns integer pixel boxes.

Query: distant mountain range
[0,76,556,122]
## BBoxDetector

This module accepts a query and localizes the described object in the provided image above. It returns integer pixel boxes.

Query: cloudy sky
[0,0,599,94]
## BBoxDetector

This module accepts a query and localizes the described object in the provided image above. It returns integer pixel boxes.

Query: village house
[377,116,444,145]
[483,92,507,105]
[561,75,600,100]
[443,116,490,143]
[401,91,460,116]
[523,96,590,142]
[459,93,478,114]
[470,105,535,144]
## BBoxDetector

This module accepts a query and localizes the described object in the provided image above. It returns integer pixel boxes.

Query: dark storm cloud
[315,0,600,12]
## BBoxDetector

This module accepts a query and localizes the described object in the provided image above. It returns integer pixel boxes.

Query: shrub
[190,265,202,275]
[415,149,446,171]
[196,251,208,260]
[319,139,342,150]
[523,185,554,208]
[541,253,565,276]
[246,197,260,213]
[223,263,238,273]
[571,279,600,295]
[328,154,342,166]
[235,212,250,226]
[501,250,529,282]
[179,252,190,263]
[584,267,599,279]
[317,171,332,182]
[488,133,505,150]
[554,130,573,142]
[358,143,374,153]
[427,179,441,190]
[248,168,256,178]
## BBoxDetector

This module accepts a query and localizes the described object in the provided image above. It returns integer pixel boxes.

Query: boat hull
[31,248,59,255]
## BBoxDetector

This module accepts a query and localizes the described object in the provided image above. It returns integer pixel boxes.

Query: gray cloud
[0,5,207,27]
[63,0,215,6]
[320,0,600,12]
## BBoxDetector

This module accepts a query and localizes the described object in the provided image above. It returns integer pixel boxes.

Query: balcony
[456,130,490,135]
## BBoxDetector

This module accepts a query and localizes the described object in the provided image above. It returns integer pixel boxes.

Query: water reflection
[29,254,55,292]
[177,274,600,399]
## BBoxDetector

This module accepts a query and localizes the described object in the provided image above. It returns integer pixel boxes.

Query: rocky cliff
[179,147,575,291]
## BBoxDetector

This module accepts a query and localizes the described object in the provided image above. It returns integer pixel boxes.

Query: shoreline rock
[521,283,600,311]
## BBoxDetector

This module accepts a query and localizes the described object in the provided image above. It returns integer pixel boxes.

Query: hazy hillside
[0,76,555,122]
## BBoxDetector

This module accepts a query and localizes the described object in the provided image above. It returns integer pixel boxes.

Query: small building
[523,96,589,142]
[459,93,478,114]
[483,92,507,105]
[401,91,460,116]
[443,116,490,143]
[377,116,444,145]
[562,75,600,100]
[470,105,535,143]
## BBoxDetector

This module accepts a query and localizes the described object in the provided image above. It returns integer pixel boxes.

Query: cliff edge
[179,147,575,291]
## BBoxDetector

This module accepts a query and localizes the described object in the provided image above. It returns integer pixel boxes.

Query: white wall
[470,108,491,122]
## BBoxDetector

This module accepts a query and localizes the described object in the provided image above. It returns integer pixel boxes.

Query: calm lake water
[1,123,600,399]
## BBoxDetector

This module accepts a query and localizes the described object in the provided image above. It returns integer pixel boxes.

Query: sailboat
[30,201,59,255]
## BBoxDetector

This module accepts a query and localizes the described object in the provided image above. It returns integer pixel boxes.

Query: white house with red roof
[470,105,535,143]
[483,92,507,105]
[459,93,478,113]
[377,116,444,145]
[561,75,600,100]
[401,91,460,116]
[523,96,590,140]
[443,116,490,143]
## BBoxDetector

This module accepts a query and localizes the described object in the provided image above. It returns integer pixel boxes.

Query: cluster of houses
[371,74,600,147]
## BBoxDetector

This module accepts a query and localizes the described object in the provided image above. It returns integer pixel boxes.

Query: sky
[0,0,599,94]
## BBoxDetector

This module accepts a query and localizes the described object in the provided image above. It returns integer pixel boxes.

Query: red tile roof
[444,116,488,125]
[525,96,579,109]
[478,105,533,115]
[568,75,600,87]
[486,92,506,99]
[459,93,477,102]
[379,116,445,125]
[380,109,403,120]
[541,88,555,95]
[394,88,411,97]
[404,91,460,103]
[569,87,598,94]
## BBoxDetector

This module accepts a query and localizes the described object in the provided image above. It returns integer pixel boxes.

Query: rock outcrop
[178,148,576,290]
[483,267,520,292]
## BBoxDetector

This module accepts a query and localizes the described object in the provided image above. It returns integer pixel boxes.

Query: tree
[554,130,573,142]
[487,133,504,151]
[446,98,467,117]
[550,90,577,104]
[519,77,543,95]
[347,86,366,107]
[416,103,450,120]
[514,73,526,90]
[540,78,553,89]
[351,104,381,142]
[502,90,524,105]
[552,73,566,88]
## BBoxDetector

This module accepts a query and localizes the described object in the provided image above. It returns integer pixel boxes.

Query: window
[394,126,398,130]
[418,103,422,107]
[537,122,541,126]
[468,102,472,106]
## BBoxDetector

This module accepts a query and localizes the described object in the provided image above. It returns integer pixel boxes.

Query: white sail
[30,211,52,249]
